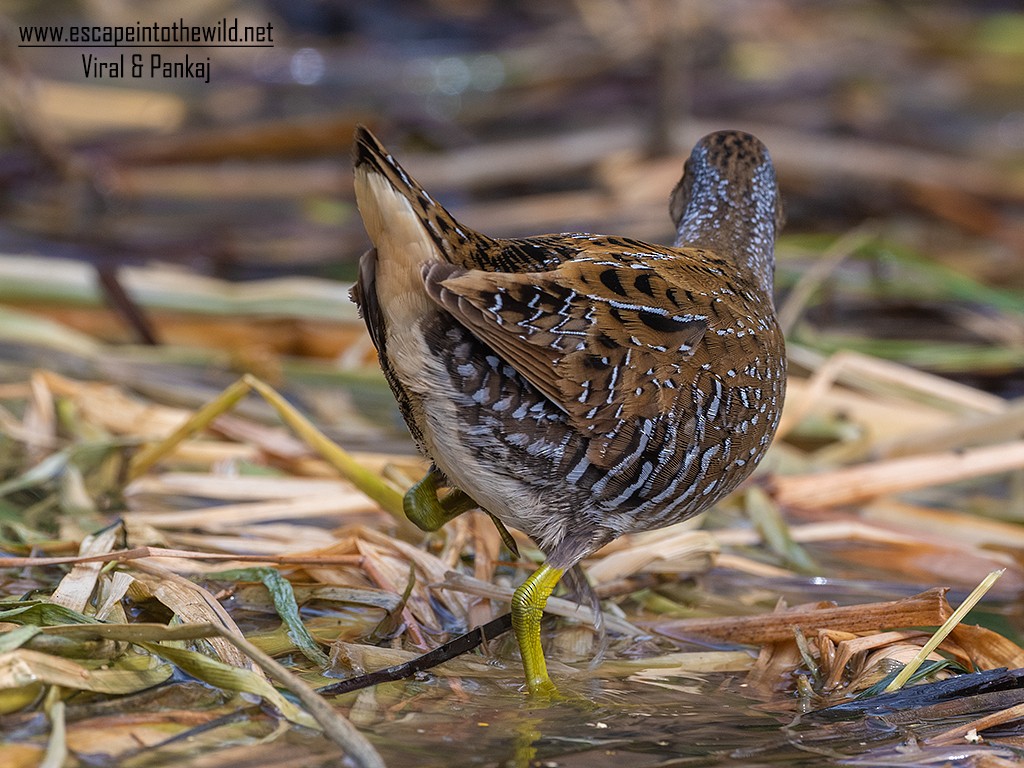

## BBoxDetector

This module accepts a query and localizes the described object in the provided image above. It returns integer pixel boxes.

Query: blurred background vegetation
[0,0,1020,399]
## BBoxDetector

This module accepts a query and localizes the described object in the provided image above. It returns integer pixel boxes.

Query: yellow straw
[883,568,1004,693]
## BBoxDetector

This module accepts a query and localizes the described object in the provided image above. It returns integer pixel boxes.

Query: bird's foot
[525,676,561,700]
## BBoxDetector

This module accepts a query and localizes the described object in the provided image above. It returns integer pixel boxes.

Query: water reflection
[362,676,810,767]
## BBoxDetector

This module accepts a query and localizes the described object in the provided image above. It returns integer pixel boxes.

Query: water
[332,676,909,767]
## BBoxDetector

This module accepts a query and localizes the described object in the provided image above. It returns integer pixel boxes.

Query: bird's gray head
[670,130,784,297]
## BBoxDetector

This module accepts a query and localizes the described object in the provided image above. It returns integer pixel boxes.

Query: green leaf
[0,648,173,695]
[745,486,818,574]
[0,601,101,626]
[213,567,329,668]
[138,641,316,729]
[0,625,42,652]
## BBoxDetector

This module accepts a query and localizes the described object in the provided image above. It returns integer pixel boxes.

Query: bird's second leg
[403,466,477,531]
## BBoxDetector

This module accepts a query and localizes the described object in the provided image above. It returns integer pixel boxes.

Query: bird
[350,125,786,697]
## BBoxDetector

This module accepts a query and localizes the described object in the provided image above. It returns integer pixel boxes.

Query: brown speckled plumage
[351,126,785,576]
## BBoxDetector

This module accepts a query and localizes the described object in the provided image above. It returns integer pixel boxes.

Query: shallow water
[331,571,1024,768]
[309,673,955,767]
[366,679,799,767]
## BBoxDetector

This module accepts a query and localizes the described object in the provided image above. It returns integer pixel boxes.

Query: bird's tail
[353,126,484,265]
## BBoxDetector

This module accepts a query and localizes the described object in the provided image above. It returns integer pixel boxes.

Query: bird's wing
[422,259,708,454]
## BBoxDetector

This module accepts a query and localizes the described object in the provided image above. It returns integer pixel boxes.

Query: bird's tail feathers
[353,126,481,263]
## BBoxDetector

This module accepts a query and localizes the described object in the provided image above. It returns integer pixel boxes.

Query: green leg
[403,468,476,531]
[511,563,565,697]
[404,469,521,556]
[409,469,565,695]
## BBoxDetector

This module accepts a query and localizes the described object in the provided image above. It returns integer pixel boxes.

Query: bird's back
[351,126,785,555]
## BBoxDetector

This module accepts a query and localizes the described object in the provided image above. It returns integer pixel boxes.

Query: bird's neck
[673,172,778,299]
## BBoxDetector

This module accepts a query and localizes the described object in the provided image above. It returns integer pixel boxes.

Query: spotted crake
[351,127,786,696]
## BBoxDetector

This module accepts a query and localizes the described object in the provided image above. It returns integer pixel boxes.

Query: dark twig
[96,265,161,345]
[318,613,513,696]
